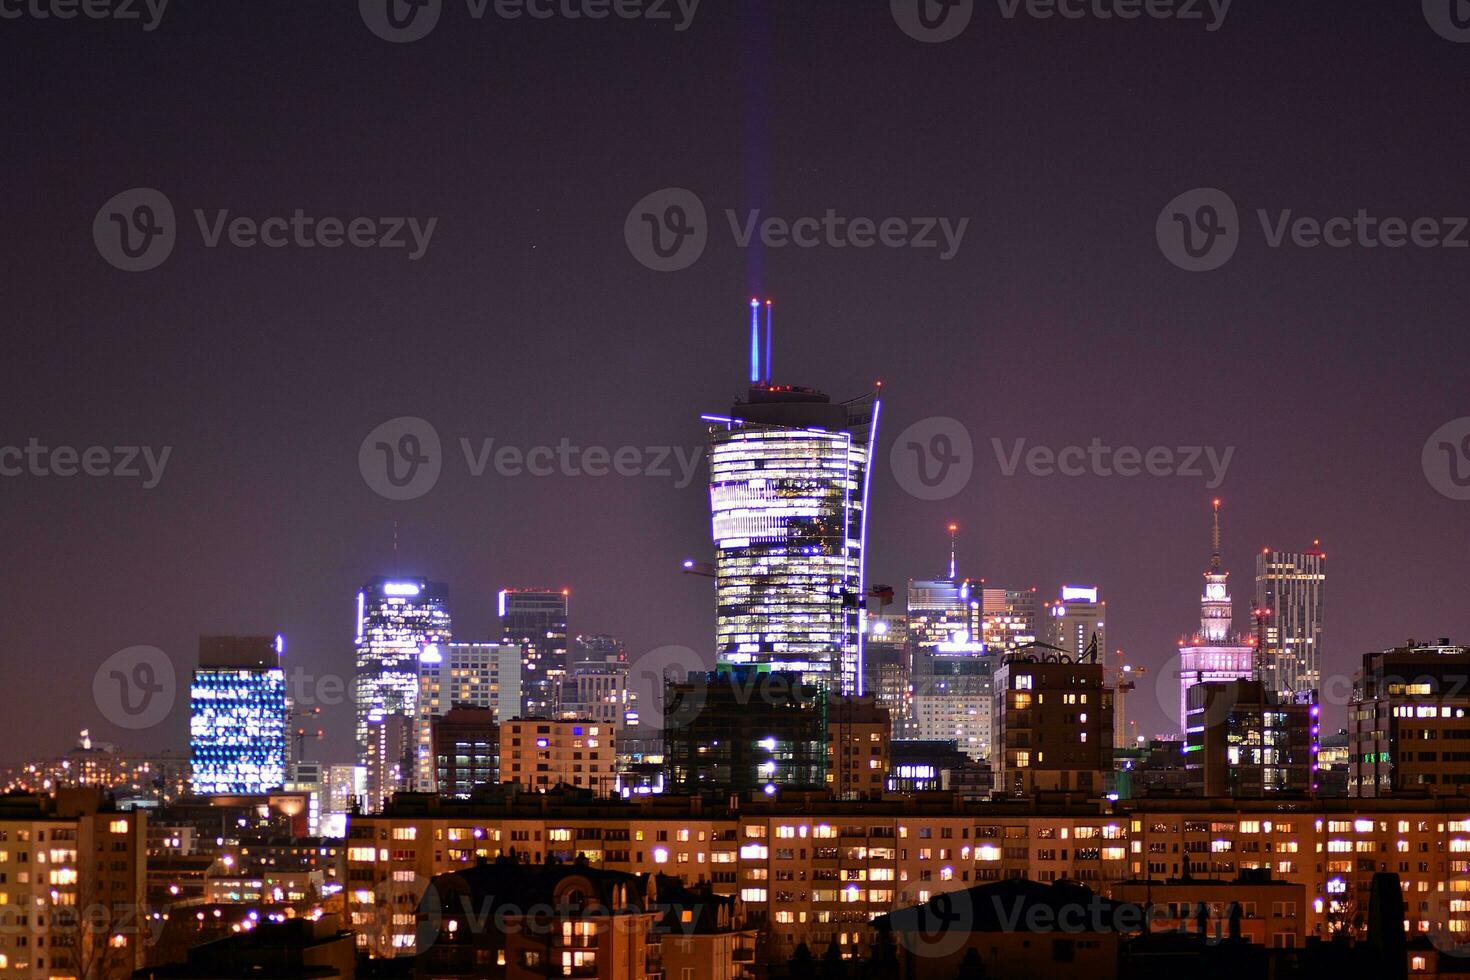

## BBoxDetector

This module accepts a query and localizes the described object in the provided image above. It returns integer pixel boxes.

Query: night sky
[4,1,1469,766]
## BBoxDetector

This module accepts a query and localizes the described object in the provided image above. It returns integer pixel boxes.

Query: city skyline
[3,3,1468,776]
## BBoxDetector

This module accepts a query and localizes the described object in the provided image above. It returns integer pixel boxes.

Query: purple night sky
[2,1,1468,765]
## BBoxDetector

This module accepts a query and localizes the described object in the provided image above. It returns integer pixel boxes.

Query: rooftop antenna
[948,523,959,581]
[764,299,773,384]
[1209,498,1222,573]
[748,298,761,384]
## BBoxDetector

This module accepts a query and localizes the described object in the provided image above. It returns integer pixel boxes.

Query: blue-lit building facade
[705,306,879,695]
[189,635,288,795]
[353,577,453,782]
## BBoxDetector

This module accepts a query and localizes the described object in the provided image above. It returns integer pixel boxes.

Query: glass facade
[497,588,568,717]
[189,636,287,795]
[706,384,879,695]
[354,577,453,783]
[1256,547,1327,702]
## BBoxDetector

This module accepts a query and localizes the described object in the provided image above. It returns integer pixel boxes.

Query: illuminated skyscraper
[498,587,569,716]
[353,576,452,800]
[1044,585,1106,661]
[1256,544,1327,702]
[1176,501,1254,731]
[190,635,288,795]
[704,299,880,695]
[413,642,521,791]
[980,587,1038,656]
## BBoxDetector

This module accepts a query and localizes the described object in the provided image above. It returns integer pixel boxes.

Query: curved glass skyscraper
[706,375,880,695]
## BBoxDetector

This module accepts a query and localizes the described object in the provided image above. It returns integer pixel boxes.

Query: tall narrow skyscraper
[704,299,880,695]
[413,642,522,791]
[353,576,452,802]
[1256,544,1327,702]
[1044,586,1106,661]
[1176,501,1254,731]
[498,588,569,716]
[190,635,288,795]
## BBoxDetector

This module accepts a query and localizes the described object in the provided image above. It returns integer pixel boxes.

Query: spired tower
[704,300,881,695]
[1177,500,1255,732]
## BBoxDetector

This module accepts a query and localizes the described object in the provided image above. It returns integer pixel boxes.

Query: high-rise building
[497,588,569,717]
[190,636,288,796]
[1044,585,1105,661]
[412,642,521,792]
[907,571,994,758]
[353,577,452,794]
[431,706,501,798]
[1256,545,1327,702]
[555,641,638,747]
[826,695,891,799]
[861,612,909,732]
[663,667,830,795]
[992,652,1113,798]
[980,587,1038,656]
[1183,680,1313,797]
[1177,502,1255,731]
[364,711,412,811]
[704,302,880,695]
[1350,639,1470,797]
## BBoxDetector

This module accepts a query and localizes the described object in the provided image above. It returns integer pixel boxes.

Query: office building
[190,635,288,796]
[704,303,880,695]
[556,640,637,731]
[498,587,569,717]
[663,667,829,795]
[413,641,521,791]
[1044,585,1105,661]
[1350,639,1470,797]
[992,650,1113,798]
[1184,680,1313,797]
[499,718,615,795]
[365,711,412,811]
[431,706,501,798]
[1177,502,1255,731]
[910,647,997,761]
[980,586,1039,656]
[353,576,452,795]
[1256,545,1327,702]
